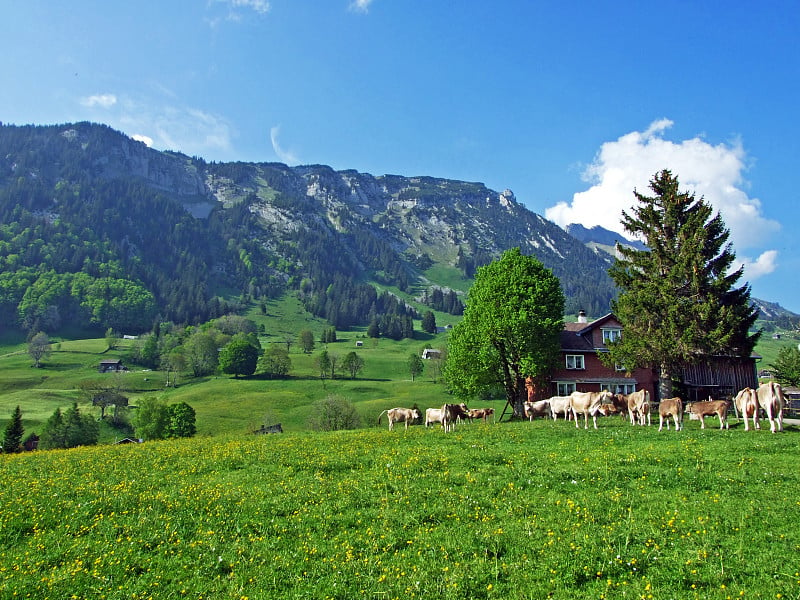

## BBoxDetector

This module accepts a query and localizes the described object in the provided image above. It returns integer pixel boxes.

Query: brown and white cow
[441,403,470,432]
[626,390,651,426]
[548,396,573,421]
[734,387,760,432]
[468,407,496,423]
[756,381,785,433]
[570,390,614,429]
[378,407,421,431]
[658,397,683,431]
[523,400,550,421]
[685,398,730,430]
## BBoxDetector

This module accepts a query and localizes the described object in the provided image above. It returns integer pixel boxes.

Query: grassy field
[0,311,798,441]
[1,419,798,599]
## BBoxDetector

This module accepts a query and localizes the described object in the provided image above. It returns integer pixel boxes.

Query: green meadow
[1,420,799,599]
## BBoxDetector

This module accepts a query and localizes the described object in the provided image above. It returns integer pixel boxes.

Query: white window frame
[613,383,636,395]
[602,328,622,344]
[557,382,576,396]
[565,354,585,370]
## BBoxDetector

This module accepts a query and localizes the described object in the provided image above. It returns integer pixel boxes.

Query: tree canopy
[606,170,760,397]
[443,247,564,416]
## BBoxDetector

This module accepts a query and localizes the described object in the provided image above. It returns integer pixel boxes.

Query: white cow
[734,387,760,432]
[756,382,785,433]
[570,390,614,429]
[523,400,550,421]
[547,396,573,421]
[378,407,421,431]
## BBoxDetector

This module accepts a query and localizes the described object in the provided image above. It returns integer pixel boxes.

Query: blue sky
[2,1,799,312]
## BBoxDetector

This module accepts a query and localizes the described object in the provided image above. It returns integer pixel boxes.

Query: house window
[613,383,636,395]
[602,329,622,344]
[566,354,585,370]
[557,382,576,396]
[615,363,626,372]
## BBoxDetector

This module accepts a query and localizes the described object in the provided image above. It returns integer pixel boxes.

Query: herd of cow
[377,381,788,433]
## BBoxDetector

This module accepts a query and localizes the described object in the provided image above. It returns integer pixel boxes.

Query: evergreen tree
[605,170,760,398]
[771,346,800,387]
[2,406,24,453]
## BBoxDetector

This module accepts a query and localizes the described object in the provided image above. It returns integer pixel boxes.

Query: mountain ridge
[0,121,795,334]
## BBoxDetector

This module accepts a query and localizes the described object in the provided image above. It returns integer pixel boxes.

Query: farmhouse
[544,311,757,403]
[421,348,442,360]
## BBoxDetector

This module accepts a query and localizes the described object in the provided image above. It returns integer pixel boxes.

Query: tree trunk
[658,363,674,401]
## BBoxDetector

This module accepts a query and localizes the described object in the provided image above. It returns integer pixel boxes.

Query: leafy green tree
[258,345,292,378]
[770,346,800,387]
[367,319,380,338]
[316,349,332,380]
[27,331,51,368]
[167,402,196,438]
[299,329,315,353]
[306,395,362,431]
[342,351,365,379]
[443,248,564,417]
[219,336,259,378]
[105,327,117,351]
[133,396,170,441]
[183,330,220,376]
[2,406,24,453]
[605,170,760,398]
[421,310,437,334]
[408,353,424,382]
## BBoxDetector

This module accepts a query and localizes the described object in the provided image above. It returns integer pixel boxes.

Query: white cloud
[206,0,270,25]
[545,119,781,283]
[270,125,300,165]
[80,93,117,109]
[231,0,270,14]
[113,99,233,157]
[349,0,373,13]
[131,134,153,147]
[740,250,778,280]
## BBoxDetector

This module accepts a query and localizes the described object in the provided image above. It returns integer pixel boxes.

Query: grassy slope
[1,419,798,599]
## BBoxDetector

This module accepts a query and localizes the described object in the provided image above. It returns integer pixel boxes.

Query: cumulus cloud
[349,0,373,13]
[740,250,778,280]
[545,119,780,280]
[270,125,300,165]
[80,94,117,109]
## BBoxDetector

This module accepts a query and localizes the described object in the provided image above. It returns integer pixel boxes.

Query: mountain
[0,122,630,335]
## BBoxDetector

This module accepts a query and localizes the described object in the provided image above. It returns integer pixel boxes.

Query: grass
[1,419,798,599]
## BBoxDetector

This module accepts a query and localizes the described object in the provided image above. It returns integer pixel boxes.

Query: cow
[426,403,469,430]
[626,390,651,426]
[523,400,550,421]
[548,396,573,421]
[468,407,496,423]
[685,399,730,430]
[733,387,760,432]
[658,397,683,431]
[570,389,614,429]
[756,381,785,433]
[607,393,630,419]
[378,407,421,431]
[441,403,470,432]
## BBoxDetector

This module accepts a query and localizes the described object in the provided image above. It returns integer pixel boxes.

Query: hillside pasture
[1,420,798,599]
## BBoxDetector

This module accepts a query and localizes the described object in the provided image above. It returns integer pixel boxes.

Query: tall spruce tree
[605,170,760,398]
[2,406,24,453]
